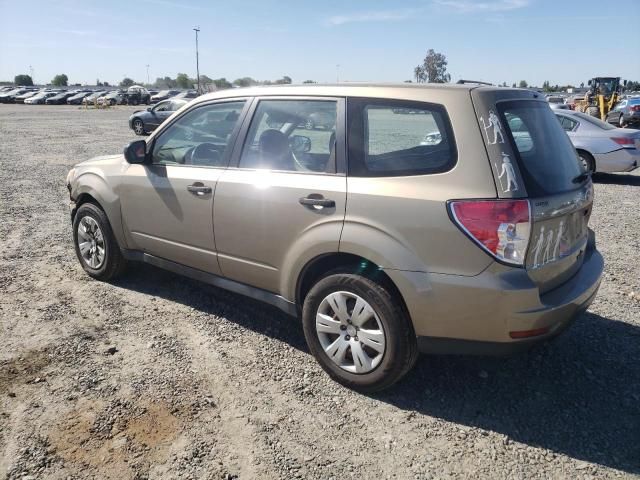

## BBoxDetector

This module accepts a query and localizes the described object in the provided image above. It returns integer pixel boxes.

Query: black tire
[302,272,418,392]
[618,114,626,128]
[577,150,596,174]
[586,106,600,118]
[132,118,145,135]
[72,203,126,281]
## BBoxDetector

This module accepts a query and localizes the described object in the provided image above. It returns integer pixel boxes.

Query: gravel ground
[0,104,639,480]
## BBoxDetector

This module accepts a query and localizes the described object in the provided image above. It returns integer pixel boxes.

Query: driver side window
[151,101,246,167]
[239,99,337,173]
[154,101,170,112]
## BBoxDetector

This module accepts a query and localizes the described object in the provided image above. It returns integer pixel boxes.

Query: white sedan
[554,110,640,173]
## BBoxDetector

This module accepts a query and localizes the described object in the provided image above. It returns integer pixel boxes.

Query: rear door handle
[299,196,335,208]
[187,183,212,196]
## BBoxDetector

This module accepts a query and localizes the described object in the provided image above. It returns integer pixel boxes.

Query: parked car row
[547,92,640,127]
[0,85,200,106]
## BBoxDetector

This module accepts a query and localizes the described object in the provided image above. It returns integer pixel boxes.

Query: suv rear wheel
[302,272,417,392]
[73,203,126,281]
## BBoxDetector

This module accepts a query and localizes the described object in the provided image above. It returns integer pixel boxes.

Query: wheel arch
[575,148,596,172]
[295,252,413,331]
[72,172,127,248]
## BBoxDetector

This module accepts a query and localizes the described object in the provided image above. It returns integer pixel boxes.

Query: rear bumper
[386,235,603,356]
[595,148,639,173]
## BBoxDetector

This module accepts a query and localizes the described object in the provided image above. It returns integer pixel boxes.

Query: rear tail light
[449,199,531,266]
[611,137,635,148]
[630,105,640,112]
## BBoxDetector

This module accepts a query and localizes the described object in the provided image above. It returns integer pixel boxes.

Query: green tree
[119,77,135,88]
[14,74,33,86]
[302,80,316,84]
[518,80,528,88]
[154,76,178,88]
[213,78,233,89]
[512,82,517,88]
[421,49,450,83]
[51,74,69,87]
[413,65,426,83]
[274,75,292,84]
[176,73,192,89]
[233,77,257,87]
[542,80,550,91]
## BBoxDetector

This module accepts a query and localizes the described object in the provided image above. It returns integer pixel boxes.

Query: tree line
[9,69,640,93]
[9,73,297,90]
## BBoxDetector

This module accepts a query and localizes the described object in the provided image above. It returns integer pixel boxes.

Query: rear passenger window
[347,99,456,177]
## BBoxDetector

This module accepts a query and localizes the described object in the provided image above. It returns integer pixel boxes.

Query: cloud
[325,8,420,26]
[433,0,530,13]
[55,29,96,36]
[138,0,206,11]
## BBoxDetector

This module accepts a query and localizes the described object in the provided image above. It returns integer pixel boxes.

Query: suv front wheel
[72,203,126,281]
[302,272,417,392]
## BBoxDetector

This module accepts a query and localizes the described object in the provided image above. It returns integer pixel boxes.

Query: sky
[1,0,639,87]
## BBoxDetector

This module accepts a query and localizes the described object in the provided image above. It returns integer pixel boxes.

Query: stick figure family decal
[530,221,567,268]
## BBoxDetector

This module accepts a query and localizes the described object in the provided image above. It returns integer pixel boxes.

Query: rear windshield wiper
[572,172,591,184]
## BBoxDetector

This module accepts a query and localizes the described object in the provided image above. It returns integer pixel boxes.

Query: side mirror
[588,79,592,86]
[290,135,311,153]
[124,140,148,164]
[146,107,152,111]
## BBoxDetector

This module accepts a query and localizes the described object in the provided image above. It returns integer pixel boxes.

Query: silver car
[554,110,640,173]
[66,84,603,391]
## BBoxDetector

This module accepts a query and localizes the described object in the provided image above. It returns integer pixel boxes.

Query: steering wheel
[292,151,313,172]
[186,143,221,166]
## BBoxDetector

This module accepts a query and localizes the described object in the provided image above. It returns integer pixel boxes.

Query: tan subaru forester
[66,84,603,391]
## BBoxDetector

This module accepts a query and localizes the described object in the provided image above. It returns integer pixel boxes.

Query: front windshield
[596,78,618,95]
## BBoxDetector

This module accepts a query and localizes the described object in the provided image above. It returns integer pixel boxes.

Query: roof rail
[456,79,494,86]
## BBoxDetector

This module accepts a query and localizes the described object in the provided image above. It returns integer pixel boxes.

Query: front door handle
[299,195,335,208]
[187,183,212,196]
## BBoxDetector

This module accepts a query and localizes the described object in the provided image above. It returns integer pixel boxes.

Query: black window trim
[346,97,458,178]
[228,95,347,176]
[147,97,252,169]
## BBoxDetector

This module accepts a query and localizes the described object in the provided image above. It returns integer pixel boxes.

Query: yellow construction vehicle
[574,77,626,121]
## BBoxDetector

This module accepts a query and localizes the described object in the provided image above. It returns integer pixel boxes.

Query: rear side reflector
[509,326,550,339]
[449,199,531,266]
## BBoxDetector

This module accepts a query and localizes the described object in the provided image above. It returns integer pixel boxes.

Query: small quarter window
[347,98,456,177]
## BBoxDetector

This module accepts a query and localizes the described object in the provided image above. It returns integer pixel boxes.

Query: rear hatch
[471,89,593,293]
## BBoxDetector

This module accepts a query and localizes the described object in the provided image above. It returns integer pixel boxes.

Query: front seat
[259,129,294,171]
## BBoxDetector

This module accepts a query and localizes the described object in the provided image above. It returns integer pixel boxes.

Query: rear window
[570,111,616,130]
[498,100,583,196]
[347,98,456,177]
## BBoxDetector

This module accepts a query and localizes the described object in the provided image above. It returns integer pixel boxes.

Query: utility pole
[193,27,200,93]
[146,64,150,85]
[336,64,340,83]
[29,65,34,85]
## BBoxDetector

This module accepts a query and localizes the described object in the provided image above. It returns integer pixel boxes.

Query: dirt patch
[49,399,181,479]
[0,349,51,395]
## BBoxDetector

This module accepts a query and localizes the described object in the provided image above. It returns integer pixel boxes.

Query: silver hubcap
[134,120,143,134]
[315,291,385,374]
[77,216,105,269]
